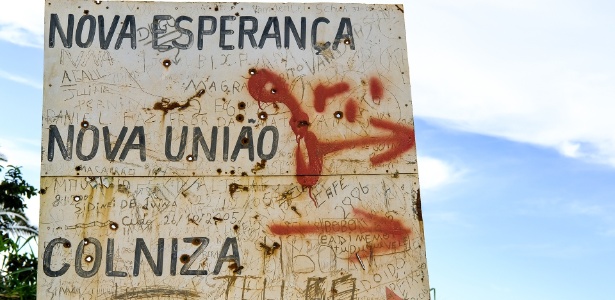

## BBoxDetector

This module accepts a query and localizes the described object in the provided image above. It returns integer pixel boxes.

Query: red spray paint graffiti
[386,287,404,300]
[247,69,415,206]
[269,208,411,259]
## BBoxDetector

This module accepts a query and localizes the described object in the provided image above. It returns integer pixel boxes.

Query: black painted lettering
[220,16,236,50]
[75,15,95,48]
[212,237,241,275]
[133,238,164,276]
[76,125,99,161]
[49,14,74,48]
[332,18,354,50]
[119,126,146,162]
[284,16,306,50]
[311,17,330,53]
[173,16,194,50]
[238,16,258,49]
[103,126,127,161]
[48,125,73,161]
[74,237,102,278]
[170,238,178,276]
[115,15,136,49]
[197,16,217,50]
[43,238,71,277]
[231,126,254,161]
[152,15,172,51]
[105,238,127,277]
[192,126,217,161]
[257,126,279,160]
[258,17,281,49]
[180,237,209,275]
[223,126,230,162]
[98,15,120,50]
[165,126,187,161]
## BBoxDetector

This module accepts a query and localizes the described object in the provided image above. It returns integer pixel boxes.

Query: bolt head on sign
[40,1,430,299]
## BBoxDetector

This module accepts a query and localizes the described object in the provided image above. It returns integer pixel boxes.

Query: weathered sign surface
[40,1,429,299]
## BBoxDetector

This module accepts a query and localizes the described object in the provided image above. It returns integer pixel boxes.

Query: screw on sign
[247,69,416,205]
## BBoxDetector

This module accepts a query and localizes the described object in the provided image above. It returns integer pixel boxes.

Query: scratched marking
[248,69,415,205]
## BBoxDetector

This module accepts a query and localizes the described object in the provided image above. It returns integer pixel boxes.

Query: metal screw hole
[180,254,190,264]
[109,222,118,230]
[258,111,268,120]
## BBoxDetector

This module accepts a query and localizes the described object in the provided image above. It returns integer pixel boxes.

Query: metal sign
[40,1,429,299]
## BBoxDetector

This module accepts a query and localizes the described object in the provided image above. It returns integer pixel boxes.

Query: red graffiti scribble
[369,77,384,104]
[248,69,415,206]
[313,82,350,113]
[386,287,404,300]
[345,99,358,123]
[269,208,411,259]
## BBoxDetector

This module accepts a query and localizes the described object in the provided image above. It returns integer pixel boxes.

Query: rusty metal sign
[40,1,429,299]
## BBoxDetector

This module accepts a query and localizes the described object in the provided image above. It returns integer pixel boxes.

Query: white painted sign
[40,1,429,299]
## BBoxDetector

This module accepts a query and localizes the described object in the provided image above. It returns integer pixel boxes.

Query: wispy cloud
[409,2,615,167]
[0,69,41,89]
[418,156,464,190]
[0,1,43,48]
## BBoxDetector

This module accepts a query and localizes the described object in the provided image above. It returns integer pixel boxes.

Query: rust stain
[228,262,243,273]
[290,206,301,217]
[251,159,267,174]
[117,184,129,194]
[152,89,205,115]
[415,189,423,222]
[153,98,191,115]
[226,182,249,198]
[180,254,190,264]
[259,241,281,256]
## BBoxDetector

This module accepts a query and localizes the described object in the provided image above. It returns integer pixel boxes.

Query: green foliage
[0,163,38,299]
[0,235,37,299]
[0,165,37,236]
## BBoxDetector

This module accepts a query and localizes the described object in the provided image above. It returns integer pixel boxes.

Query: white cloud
[409,1,615,167]
[418,156,462,190]
[0,0,44,48]
[0,69,42,89]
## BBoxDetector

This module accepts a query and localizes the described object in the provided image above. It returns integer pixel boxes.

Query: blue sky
[1,0,614,299]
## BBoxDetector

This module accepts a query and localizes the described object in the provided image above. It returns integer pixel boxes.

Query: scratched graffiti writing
[247,69,415,205]
[41,1,429,299]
